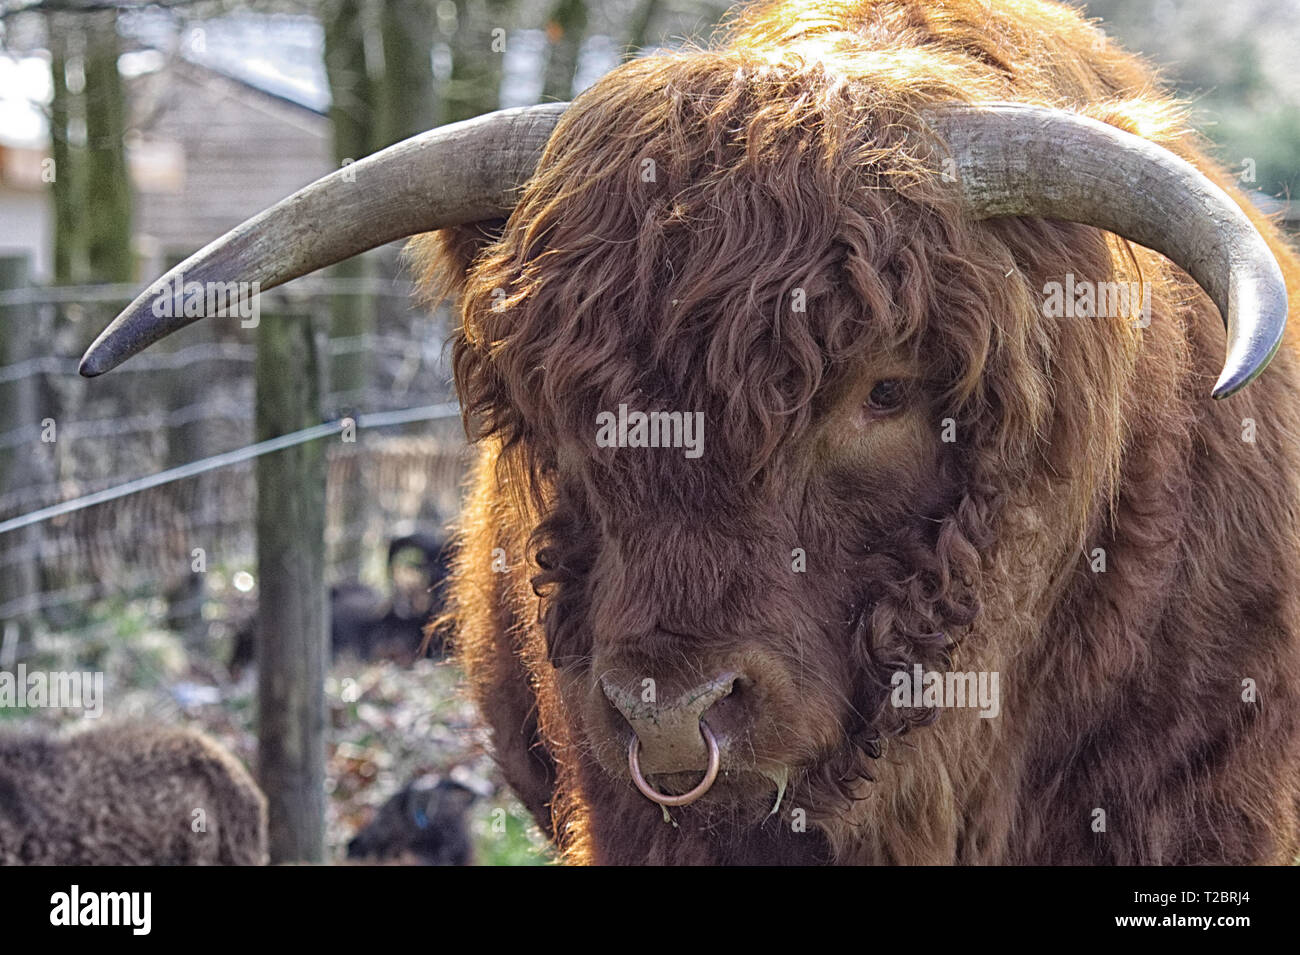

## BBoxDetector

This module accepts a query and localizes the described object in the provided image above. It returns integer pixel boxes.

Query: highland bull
[80,0,1300,864]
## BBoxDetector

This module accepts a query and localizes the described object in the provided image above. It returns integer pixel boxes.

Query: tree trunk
[323,0,380,579]
[623,0,663,59]
[46,14,82,285]
[377,0,438,145]
[443,0,513,123]
[541,0,587,101]
[81,9,134,284]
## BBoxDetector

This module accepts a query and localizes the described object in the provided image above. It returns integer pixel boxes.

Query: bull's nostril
[700,679,746,738]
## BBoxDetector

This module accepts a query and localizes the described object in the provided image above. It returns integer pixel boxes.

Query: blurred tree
[45,13,82,285]
[81,8,133,283]
[622,0,662,58]
[322,0,378,577]
[322,0,442,575]
[442,0,513,123]
[541,0,586,101]
[377,0,438,143]
[43,7,134,285]
[324,0,376,165]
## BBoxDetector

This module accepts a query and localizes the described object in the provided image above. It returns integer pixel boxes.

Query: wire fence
[0,263,471,646]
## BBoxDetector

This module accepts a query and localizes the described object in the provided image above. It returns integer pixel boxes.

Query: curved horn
[79,103,567,376]
[83,101,1286,399]
[927,103,1288,398]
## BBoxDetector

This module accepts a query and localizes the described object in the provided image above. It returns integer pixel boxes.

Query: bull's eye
[866,379,907,416]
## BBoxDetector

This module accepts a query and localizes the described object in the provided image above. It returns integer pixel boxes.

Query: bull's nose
[600,671,739,775]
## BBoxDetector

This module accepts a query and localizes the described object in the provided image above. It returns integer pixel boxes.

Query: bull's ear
[407,219,507,307]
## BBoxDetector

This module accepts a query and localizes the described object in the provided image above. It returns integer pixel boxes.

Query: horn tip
[79,346,115,378]
[1210,374,1245,400]
[1213,301,1287,400]
[1212,346,1278,399]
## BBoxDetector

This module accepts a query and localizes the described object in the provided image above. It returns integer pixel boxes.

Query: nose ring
[627,722,720,807]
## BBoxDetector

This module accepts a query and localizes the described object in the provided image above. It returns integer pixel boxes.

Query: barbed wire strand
[0,331,446,384]
[0,401,461,537]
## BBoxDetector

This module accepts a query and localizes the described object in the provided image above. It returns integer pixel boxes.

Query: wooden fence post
[254,298,327,863]
[0,255,43,640]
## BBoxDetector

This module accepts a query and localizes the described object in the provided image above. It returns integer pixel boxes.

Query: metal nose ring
[627,722,720,807]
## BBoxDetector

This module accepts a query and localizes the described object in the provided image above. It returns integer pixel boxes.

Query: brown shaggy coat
[0,724,268,865]
[415,0,1300,864]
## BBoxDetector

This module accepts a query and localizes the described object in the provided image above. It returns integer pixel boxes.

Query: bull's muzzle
[601,672,738,807]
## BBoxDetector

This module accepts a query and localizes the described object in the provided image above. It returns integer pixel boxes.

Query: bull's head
[82,73,1287,816]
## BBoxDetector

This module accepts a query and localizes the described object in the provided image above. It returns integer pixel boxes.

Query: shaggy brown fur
[0,724,268,865]
[412,0,1300,864]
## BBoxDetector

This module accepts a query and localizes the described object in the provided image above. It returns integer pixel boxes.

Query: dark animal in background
[82,0,1300,865]
[338,532,455,662]
[346,776,478,865]
[0,724,267,865]
[229,531,453,673]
